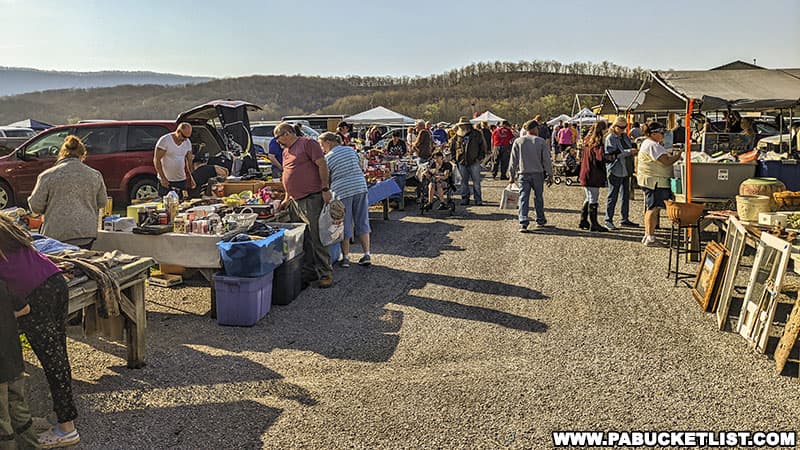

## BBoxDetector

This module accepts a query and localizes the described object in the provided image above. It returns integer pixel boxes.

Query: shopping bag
[451,164,462,188]
[319,202,344,247]
[499,185,520,210]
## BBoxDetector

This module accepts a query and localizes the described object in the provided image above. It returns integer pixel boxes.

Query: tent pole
[685,99,694,203]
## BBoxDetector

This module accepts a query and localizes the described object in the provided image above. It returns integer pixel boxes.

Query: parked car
[0,101,261,209]
[0,126,36,156]
[250,121,320,150]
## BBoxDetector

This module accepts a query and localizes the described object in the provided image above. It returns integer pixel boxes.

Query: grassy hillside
[0,60,644,125]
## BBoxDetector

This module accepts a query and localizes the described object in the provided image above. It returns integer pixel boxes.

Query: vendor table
[368,178,402,220]
[68,257,155,368]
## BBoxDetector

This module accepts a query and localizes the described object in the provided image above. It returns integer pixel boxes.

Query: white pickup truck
[0,126,36,155]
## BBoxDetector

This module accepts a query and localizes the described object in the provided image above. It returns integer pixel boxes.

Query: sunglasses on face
[178,130,190,139]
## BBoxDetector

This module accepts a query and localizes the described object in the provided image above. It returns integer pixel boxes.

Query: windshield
[23,129,71,158]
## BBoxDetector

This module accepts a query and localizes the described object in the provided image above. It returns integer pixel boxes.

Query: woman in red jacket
[579,121,612,232]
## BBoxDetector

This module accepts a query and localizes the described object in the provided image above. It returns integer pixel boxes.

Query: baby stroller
[415,162,457,215]
[551,160,580,186]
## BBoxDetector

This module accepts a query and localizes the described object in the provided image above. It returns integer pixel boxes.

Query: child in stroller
[417,151,456,214]
[552,147,580,185]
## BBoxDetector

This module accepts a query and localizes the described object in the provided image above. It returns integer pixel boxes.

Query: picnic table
[67,256,155,368]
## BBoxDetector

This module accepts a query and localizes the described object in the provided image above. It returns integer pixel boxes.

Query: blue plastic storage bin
[756,160,800,191]
[217,230,285,277]
[213,272,273,326]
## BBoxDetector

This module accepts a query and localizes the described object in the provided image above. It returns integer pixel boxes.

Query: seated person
[385,131,408,157]
[190,154,229,198]
[425,151,453,210]
[564,147,579,175]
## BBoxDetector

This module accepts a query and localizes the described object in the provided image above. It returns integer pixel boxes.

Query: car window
[126,125,171,152]
[251,125,276,137]
[301,126,320,139]
[23,129,72,158]
[72,126,123,154]
[755,122,778,135]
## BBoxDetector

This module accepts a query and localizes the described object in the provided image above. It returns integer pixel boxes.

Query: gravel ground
[23,176,800,449]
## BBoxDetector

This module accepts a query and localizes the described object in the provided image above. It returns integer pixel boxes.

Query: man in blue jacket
[604,117,639,229]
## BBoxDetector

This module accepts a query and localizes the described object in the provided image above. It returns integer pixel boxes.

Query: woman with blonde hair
[28,135,108,248]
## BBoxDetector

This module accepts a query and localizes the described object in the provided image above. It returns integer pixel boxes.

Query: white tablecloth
[94,230,222,269]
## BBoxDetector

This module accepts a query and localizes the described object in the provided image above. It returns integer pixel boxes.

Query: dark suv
[0,101,259,209]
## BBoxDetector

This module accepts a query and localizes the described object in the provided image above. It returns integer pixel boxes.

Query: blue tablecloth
[367,178,402,205]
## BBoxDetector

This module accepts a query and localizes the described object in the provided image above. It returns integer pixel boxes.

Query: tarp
[633,69,800,112]
[7,118,53,130]
[598,90,646,114]
[344,106,416,126]
[547,114,571,126]
[470,111,505,125]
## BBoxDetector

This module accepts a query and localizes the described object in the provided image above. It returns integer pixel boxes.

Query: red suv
[0,101,259,209]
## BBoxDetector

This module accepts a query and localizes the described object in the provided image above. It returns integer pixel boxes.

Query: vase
[739,178,786,211]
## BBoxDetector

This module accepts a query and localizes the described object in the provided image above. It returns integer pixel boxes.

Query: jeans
[605,174,630,224]
[458,163,483,203]
[519,172,546,225]
[0,378,39,450]
[289,193,333,282]
[584,186,600,204]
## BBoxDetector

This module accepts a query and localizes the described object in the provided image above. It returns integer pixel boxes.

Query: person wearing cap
[411,120,433,160]
[636,122,682,247]
[189,154,229,198]
[432,123,449,145]
[449,117,487,206]
[336,121,353,145]
[491,121,515,180]
[603,116,639,230]
[509,120,552,231]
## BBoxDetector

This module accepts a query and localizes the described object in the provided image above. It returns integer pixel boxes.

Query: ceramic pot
[739,178,786,211]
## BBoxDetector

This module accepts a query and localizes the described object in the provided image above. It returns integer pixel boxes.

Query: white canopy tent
[547,114,572,126]
[344,106,416,126]
[568,108,606,125]
[470,111,505,125]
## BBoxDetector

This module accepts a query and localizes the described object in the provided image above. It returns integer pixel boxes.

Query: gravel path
[23,177,800,449]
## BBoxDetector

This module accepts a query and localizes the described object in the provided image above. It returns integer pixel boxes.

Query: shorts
[643,187,672,210]
[341,192,371,240]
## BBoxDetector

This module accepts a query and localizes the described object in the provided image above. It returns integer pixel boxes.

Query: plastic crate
[270,223,306,261]
[272,251,303,306]
[217,230,285,277]
[757,160,800,191]
[213,272,273,326]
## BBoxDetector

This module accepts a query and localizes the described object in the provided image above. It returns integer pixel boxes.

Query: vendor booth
[470,111,505,125]
[344,106,416,127]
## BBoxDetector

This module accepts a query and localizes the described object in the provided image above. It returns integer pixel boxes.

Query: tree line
[0,59,644,126]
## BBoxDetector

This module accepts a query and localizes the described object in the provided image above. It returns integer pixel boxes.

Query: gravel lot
[23,176,800,449]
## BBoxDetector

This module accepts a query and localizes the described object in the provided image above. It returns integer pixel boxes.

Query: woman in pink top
[0,215,80,447]
[556,124,575,161]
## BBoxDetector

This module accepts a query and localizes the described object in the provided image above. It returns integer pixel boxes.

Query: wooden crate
[222,181,267,196]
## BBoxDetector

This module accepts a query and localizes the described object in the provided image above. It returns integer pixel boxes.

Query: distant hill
[0,67,212,97]
[0,60,645,125]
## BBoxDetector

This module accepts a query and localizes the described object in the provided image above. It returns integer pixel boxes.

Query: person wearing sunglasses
[154,122,196,200]
[603,116,639,230]
[636,121,682,247]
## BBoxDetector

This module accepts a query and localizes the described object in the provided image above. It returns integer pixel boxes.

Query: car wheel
[129,177,159,203]
[0,182,13,209]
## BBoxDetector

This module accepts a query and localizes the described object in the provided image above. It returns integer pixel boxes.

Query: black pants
[492,145,511,178]
[157,180,187,200]
[16,275,77,424]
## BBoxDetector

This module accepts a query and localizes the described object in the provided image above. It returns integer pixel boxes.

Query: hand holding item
[14,304,30,318]
[160,178,169,188]
[278,197,291,211]
[322,190,332,204]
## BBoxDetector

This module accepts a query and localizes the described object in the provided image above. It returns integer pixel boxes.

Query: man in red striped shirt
[491,120,515,180]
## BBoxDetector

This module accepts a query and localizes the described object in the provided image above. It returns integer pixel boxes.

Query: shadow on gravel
[401,294,548,333]
[370,220,465,258]
[88,400,279,449]
[528,226,644,243]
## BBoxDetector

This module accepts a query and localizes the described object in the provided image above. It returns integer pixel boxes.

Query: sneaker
[38,428,80,449]
[519,223,529,233]
[358,254,372,266]
[644,236,663,247]
[620,220,640,228]
[318,275,334,288]
[604,221,618,230]
[340,257,351,268]
[536,223,551,229]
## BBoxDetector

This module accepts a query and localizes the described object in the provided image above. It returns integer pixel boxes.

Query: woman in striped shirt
[319,132,372,268]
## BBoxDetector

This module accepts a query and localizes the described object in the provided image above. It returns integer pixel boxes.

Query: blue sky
[3,0,799,78]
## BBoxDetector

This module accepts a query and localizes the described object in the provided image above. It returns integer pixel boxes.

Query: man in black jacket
[449,117,487,206]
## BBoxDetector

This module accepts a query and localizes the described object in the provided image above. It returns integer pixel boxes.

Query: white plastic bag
[499,184,520,210]
[319,203,344,246]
